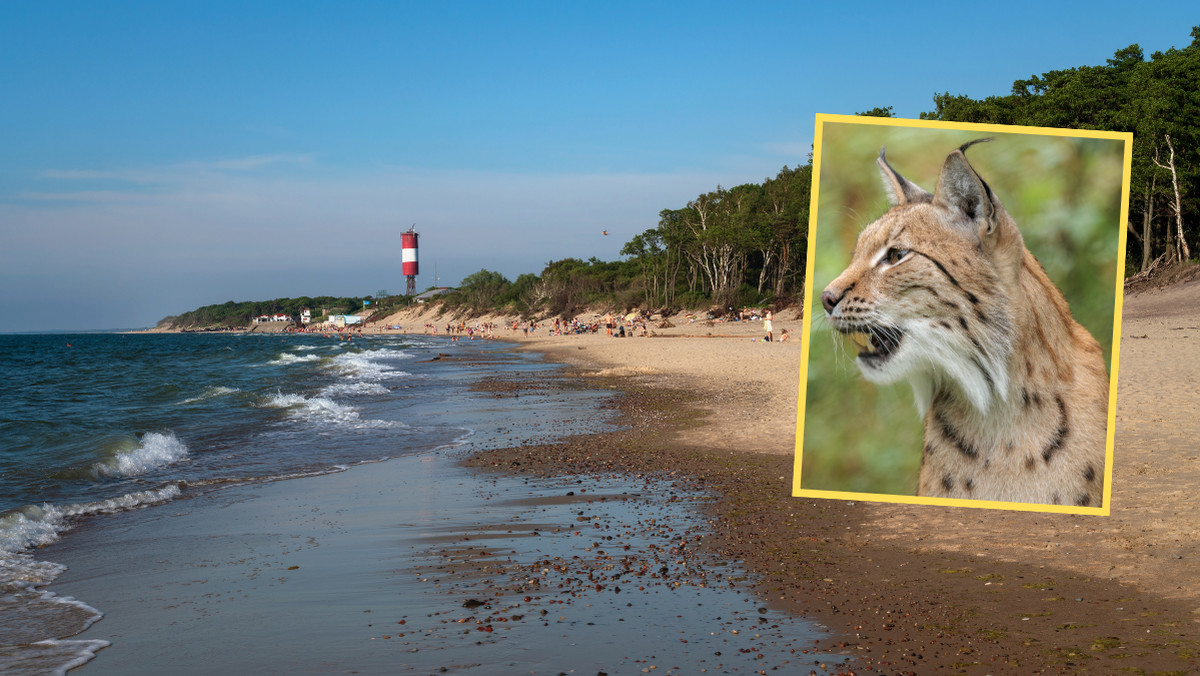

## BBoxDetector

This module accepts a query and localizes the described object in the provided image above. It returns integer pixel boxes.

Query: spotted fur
[820,141,1108,507]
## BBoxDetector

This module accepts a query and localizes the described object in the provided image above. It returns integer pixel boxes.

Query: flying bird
[601,230,608,236]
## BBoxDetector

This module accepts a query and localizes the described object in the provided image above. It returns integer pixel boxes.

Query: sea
[0,332,588,670]
[0,331,835,674]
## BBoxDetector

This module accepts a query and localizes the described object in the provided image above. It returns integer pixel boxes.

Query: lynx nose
[820,288,843,314]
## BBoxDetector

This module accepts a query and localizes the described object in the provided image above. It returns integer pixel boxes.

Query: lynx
[819,141,1108,507]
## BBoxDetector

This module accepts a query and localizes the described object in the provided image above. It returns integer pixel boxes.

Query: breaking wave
[260,393,394,429]
[268,353,321,366]
[89,432,189,479]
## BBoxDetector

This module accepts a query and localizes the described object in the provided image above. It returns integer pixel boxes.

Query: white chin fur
[858,329,1002,415]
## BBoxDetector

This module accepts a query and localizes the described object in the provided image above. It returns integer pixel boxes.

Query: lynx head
[820,140,1022,414]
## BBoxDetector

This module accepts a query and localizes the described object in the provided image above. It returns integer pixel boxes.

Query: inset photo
[793,114,1130,514]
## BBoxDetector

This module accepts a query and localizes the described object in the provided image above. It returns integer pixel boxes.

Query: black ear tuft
[958,138,993,154]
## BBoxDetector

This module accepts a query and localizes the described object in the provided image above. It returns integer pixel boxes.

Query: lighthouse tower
[401,227,419,296]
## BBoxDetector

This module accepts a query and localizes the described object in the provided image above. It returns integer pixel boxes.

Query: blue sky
[1,2,1196,331]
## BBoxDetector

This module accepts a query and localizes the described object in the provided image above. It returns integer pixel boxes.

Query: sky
[1,2,1197,331]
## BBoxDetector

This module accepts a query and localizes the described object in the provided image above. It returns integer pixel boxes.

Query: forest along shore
[453,284,1200,673]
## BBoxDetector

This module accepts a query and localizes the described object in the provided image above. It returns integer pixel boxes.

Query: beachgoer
[763,310,773,342]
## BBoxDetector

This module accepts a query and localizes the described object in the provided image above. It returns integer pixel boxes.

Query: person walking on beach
[763,310,773,342]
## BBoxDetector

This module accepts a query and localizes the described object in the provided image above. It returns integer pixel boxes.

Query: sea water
[0,331,596,673]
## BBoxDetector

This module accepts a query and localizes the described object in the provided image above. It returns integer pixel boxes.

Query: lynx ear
[933,140,996,233]
[877,148,931,206]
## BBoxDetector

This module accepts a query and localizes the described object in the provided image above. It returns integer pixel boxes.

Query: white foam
[260,392,394,429]
[357,347,412,361]
[61,484,183,518]
[31,639,112,676]
[179,385,240,404]
[328,354,396,380]
[90,432,189,479]
[262,392,355,420]
[0,636,111,676]
[325,347,413,382]
[0,562,111,674]
[0,551,66,588]
[269,352,321,365]
[320,382,389,397]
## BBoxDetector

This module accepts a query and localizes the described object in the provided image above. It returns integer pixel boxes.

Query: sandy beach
[369,292,1200,672]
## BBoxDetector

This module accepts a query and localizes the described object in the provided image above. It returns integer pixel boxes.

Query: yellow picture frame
[793,114,1130,515]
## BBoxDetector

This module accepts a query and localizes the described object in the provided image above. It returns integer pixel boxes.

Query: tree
[458,269,511,308]
[857,106,895,118]
[1152,134,1191,263]
[621,229,669,308]
[760,164,811,297]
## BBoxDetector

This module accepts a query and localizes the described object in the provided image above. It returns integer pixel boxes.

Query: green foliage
[454,269,522,311]
[856,106,895,118]
[536,257,641,317]
[425,258,646,318]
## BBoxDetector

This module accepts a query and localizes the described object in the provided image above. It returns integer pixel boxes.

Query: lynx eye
[885,247,910,265]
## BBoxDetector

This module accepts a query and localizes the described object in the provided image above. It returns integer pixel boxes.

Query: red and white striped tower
[402,226,419,296]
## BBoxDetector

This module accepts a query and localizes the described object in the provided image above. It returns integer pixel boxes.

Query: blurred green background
[799,121,1126,496]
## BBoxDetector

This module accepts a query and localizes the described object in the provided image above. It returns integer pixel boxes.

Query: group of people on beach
[421,321,502,339]
[498,315,649,338]
[281,323,367,339]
